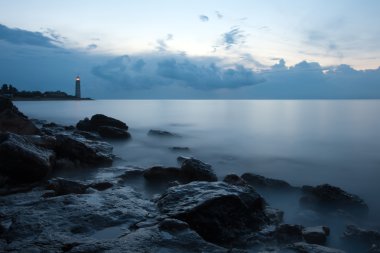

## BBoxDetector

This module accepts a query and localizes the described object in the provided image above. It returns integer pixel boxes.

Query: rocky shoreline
[0,96,379,253]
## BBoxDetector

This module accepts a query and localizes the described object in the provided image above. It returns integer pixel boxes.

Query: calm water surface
[15,100,380,242]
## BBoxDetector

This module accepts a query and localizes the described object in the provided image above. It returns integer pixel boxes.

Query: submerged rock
[157,181,269,246]
[300,184,369,216]
[241,173,294,190]
[275,224,304,244]
[0,97,39,135]
[46,178,88,196]
[223,174,248,186]
[0,132,54,183]
[302,226,330,245]
[148,129,180,137]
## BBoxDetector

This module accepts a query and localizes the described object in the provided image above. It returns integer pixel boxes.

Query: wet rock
[300,184,369,216]
[342,225,380,248]
[77,114,128,131]
[148,129,180,137]
[287,242,346,253]
[157,181,269,246]
[241,173,294,190]
[89,182,113,191]
[73,130,101,141]
[144,166,182,182]
[54,134,113,167]
[0,97,40,135]
[97,125,131,139]
[223,174,248,186]
[159,218,189,232]
[117,166,146,180]
[302,226,330,245]
[275,224,304,244]
[0,132,54,183]
[264,207,284,225]
[179,157,217,182]
[46,178,88,196]
[169,146,190,152]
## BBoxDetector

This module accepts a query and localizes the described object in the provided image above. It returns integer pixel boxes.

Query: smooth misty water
[15,100,380,249]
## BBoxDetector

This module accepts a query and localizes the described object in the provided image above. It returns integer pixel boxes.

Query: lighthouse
[75,76,81,98]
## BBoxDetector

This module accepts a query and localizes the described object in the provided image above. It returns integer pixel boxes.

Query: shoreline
[11,97,93,101]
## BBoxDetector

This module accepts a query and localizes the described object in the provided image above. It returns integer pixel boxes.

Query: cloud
[216,26,246,50]
[155,34,173,52]
[0,24,58,48]
[215,11,223,19]
[199,15,209,22]
[86,44,98,50]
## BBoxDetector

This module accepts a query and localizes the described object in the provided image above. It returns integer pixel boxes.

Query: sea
[15,99,380,249]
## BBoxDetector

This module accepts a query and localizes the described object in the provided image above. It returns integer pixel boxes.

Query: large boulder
[0,132,54,183]
[97,126,131,139]
[0,97,39,135]
[54,134,113,167]
[241,172,294,190]
[157,181,269,246]
[300,184,369,216]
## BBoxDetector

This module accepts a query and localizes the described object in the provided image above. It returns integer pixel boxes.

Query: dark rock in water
[97,125,131,139]
[144,166,182,182]
[169,146,190,151]
[179,157,217,182]
[0,97,39,135]
[117,166,146,180]
[148,129,180,137]
[223,174,248,186]
[157,181,269,246]
[300,184,369,216]
[0,132,54,183]
[89,181,113,191]
[46,178,88,196]
[73,130,101,141]
[54,134,113,167]
[302,226,330,245]
[275,224,304,244]
[264,207,284,225]
[287,242,346,253]
[342,225,380,248]
[241,172,294,190]
[77,114,128,131]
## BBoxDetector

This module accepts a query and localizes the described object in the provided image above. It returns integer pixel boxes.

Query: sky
[0,0,379,99]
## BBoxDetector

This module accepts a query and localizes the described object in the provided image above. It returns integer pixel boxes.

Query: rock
[0,97,39,135]
[46,178,88,196]
[264,207,284,225]
[157,181,269,246]
[97,126,131,139]
[158,218,189,232]
[223,174,248,186]
[54,134,113,167]
[302,226,330,245]
[241,173,294,190]
[288,242,346,253]
[73,130,101,140]
[169,146,190,152]
[300,184,369,216]
[0,132,54,183]
[275,224,304,244]
[117,166,146,180]
[342,225,380,248]
[143,166,182,182]
[179,157,217,182]
[89,182,113,191]
[77,114,128,131]
[148,129,179,137]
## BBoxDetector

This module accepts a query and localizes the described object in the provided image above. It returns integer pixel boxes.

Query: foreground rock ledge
[157,181,270,246]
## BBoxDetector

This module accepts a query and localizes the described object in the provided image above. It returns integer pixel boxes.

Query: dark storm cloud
[0,24,58,48]
[199,15,209,22]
